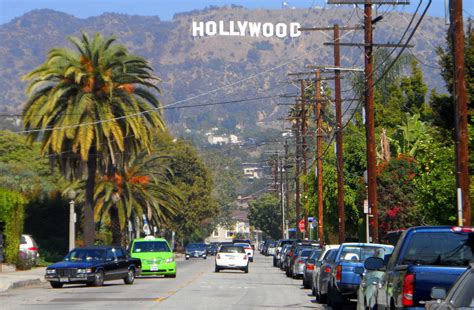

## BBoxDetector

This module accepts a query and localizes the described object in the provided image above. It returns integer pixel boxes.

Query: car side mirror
[364,257,385,271]
[354,266,365,276]
[430,287,447,300]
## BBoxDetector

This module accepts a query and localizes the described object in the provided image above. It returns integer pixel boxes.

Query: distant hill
[0,6,448,132]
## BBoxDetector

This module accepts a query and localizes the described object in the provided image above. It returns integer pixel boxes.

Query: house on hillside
[206,210,250,243]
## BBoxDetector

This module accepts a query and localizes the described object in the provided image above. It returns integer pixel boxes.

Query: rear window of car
[132,241,170,253]
[309,250,322,259]
[339,246,393,262]
[21,236,27,244]
[401,232,473,267]
[234,243,251,248]
[300,249,314,258]
[220,246,245,253]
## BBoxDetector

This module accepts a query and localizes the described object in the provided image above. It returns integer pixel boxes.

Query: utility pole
[279,157,285,239]
[451,0,471,225]
[300,80,309,237]
[364,1,379,243]
[284,139,290,236]
[294,100,302,236]
[315,69,324,246]
[333,24,346,243]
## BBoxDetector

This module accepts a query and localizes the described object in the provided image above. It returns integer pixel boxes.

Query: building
[206,210,250,243]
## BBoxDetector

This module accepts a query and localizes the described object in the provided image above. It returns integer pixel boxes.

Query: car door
[114,247,129,278]
[104,248,120,280]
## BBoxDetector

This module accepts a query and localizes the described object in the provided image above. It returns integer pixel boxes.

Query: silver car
[19,234,39,265]
[313,247,339,303]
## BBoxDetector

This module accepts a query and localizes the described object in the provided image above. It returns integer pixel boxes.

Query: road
[0,253,326,309]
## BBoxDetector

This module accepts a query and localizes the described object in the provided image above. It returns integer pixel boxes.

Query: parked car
[279,244,293,271]
[129,236,176,278]
[215,244,249,273]
[206,243,219,256]
[302,248,322,289]
[312,245,340,299]
[326,243,394,309]
[293,247,319,279]
[19,234,39,265]
[273,239,294,266]
[45,246,141,288]
[425,262,474,310]
[267,241,277,257]
[366,226,473,309]
[286,241,319,277]
[233,239,254,250]
[234,242,254,262]
[185,243,207,260]
[287,245,317,278]
[355,247,394,310]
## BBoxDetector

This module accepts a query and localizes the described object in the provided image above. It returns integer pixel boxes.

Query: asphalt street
[0,254,327,309]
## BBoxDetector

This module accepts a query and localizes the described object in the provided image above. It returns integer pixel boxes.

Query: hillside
[0,6,448,132]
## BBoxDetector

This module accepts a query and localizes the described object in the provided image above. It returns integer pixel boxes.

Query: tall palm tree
[22,32,165,245]
[94,151,182,245]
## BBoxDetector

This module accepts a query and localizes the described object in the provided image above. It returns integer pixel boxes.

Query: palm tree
[94,151,182,245]
[22,32,165,245]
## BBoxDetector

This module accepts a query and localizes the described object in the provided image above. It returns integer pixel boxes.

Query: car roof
[340,242,393,247]
[72,246,117,250]
[132,237,168,242]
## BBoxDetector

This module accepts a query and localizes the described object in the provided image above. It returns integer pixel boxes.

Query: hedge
[0,188,26,264]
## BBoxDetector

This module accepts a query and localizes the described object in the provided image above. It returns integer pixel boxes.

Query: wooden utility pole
[300,80,309,237]
[294,100,302,235]
[451,0,471,225]
[315,69,324,246]
[279,157,285,239]
[364,2,379,243]
[284,139,290,235]
[333,24,346,243]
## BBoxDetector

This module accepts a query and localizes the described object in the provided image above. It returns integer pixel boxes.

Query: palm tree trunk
[109,205,121,246]
[84,148,97,246]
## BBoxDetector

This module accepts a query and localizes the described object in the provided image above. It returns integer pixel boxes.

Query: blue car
[326,243,394,309]
[45,246,141,288]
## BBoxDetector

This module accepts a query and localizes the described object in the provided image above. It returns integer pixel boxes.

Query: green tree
[22,32,165,245]
[154,137,219,244]
[248,194,281,240]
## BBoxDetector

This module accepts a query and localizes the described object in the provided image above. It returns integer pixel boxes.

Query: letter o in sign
[262,23,274,38]
[206,21,217,36]
[275,23,287,38]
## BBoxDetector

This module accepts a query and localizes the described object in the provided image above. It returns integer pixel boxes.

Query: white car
[19,234,40,265]
[234,243,254,262]
[215,245,249,273]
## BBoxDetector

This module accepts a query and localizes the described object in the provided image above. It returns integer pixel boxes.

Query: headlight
[46,269,56,274]
[77,268,86,274]
[165,257,174,263]
[77,268,93,274]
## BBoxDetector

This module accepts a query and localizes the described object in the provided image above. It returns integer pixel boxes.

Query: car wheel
[215,266,220,273]
[165,273,177,278]
[93,270,105,287]
[244,266,249,273]
[203,256,207,260]
[123,268,135,284]
[185,257,189,260]
[50,281,63,289]
[249,257,253,263]
[328,287,343,310]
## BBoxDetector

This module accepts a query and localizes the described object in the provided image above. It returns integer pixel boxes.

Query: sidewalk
[0,267,46,293]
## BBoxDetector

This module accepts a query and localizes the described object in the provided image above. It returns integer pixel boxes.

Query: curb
[0,277,44,293]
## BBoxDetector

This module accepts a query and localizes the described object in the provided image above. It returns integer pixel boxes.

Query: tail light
[336,265,342,281]
[28,247,38,251]
[217,254,221,259]
[243,255,247,260]
[324,266,331,273]
[402,274,415,306]
[289,250,294,257]
[451,226,474,233]
[307,264,315,271]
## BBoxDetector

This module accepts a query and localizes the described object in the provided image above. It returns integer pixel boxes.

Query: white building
[206,210,250,243]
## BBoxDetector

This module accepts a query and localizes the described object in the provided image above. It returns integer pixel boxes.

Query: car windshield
[234,243,250,248]
[132,241,170,253]
[64,249,105,262]
[339,246,393,262]
[220,246,245,253]
[187,244,206,250]
[401,232,473,266]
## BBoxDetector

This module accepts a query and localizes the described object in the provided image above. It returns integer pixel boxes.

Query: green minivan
[129,236,176,278]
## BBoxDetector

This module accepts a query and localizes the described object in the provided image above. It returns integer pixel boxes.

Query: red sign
[298,219,305,232]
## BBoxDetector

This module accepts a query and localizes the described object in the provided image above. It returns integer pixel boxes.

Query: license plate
[150,266,158,271]
[59,277,69,282]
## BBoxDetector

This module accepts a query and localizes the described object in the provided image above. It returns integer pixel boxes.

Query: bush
[0,188,26,264]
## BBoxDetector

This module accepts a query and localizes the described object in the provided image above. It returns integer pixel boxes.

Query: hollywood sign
[192,21,302,38]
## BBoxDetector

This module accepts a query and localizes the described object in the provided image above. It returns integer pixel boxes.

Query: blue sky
[0,0,459,25]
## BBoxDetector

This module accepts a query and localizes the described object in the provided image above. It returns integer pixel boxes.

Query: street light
[67,190,77,251]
